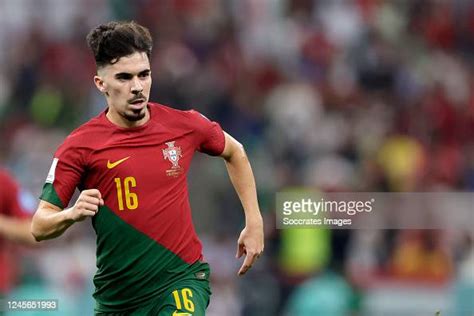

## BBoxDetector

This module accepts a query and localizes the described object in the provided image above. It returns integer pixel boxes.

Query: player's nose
[131,77,143,94]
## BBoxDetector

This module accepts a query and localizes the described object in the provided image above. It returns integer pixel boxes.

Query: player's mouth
[128,98,147,110]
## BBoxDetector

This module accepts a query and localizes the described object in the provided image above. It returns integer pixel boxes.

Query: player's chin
[124,108,146,122]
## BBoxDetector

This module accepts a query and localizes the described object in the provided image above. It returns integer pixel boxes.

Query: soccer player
[0,168,36,304]
[31,21,264,315]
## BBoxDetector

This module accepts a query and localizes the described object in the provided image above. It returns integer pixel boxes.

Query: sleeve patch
[46,158,59,184]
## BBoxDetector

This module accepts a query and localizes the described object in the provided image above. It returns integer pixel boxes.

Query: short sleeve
[189,110,225,156]
[39,139,86,209]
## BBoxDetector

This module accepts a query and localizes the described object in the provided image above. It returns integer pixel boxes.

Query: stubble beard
[123,108,146,122]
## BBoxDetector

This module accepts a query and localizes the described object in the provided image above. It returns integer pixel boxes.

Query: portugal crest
[162,141,183,177]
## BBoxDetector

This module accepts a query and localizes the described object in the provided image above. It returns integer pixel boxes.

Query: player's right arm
[31,189,103,241]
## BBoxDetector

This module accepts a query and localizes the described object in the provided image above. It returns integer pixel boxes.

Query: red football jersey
[40,103,225,311]
[0,168,30,294]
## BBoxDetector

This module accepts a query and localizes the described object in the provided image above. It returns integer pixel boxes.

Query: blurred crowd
[0,0,473,315]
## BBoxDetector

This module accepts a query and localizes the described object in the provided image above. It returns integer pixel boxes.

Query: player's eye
[139,71,150,78]
[116,74,132,81]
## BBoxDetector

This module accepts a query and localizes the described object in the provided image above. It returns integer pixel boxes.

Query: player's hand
[68,189,104,222]
[236,223,264,276]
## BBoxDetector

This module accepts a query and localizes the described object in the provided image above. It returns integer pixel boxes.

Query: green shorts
[96,271,211,316]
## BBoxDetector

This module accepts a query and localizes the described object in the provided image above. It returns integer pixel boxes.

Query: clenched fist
[68,189,104,222]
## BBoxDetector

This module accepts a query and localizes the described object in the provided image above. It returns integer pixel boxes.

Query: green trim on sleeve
[39,182,64,209]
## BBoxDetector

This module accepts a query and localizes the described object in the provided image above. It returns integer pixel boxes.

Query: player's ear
[94,75,107,94]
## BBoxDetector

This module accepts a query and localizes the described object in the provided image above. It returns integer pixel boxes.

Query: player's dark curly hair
[86,21,152,68]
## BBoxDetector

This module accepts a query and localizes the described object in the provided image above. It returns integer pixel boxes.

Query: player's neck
[106,107,150,128]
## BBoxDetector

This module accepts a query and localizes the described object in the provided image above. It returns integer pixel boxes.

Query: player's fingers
[247,250,260,264]
[76,200,99,213]
[84,202,99,213]
[82,189,102,199]
[81,209,97,217]
[238,256,253,276]
[99,198,104,206]
[81,195,101,206]
[238,261,250,275]
[238,251,258,275]
[74,209,97,221]
[236,243,245,259]
[238,264,249,276]
[81,201,100,213]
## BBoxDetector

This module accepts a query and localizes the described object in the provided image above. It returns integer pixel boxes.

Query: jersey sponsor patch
[46,158,59,183]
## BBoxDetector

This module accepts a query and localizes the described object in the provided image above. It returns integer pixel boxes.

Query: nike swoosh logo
[107,156,130,169]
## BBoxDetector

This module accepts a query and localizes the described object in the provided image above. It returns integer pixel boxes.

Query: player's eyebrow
[114,69,150,79]
[115,72,133,80]
[138,69,151,76]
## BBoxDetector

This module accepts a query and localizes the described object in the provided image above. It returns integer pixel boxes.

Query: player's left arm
[220,132,264,276]
[0,215,35,245]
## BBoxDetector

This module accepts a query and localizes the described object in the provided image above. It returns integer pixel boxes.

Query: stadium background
[0,0,473,315]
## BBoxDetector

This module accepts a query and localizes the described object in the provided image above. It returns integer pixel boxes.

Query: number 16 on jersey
[114,176,138,210]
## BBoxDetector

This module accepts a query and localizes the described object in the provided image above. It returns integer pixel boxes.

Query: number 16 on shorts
[172,288,194,315]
